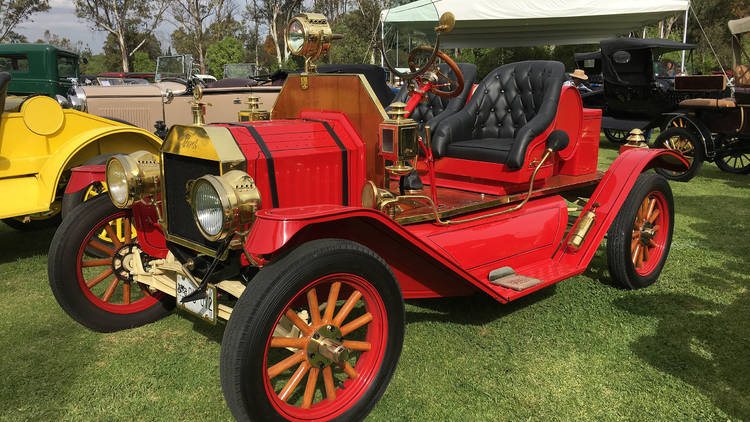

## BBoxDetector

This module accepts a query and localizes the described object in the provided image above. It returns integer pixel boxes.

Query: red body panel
[65,165,106,194]
[245,149,687,303]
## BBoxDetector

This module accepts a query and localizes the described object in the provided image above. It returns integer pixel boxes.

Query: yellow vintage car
[0,72,162,230]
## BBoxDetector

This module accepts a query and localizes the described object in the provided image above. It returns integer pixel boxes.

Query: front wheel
[221,239,404,422]
[603,128,630,144]
[714,136,750,174]
[48,195,173,332]
[607,173,674,289]
[654,127,704,182]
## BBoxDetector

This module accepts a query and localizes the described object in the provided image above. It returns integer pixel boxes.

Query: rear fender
[555,148,688,270]
[245,206,488,300]
[661,112,715,157]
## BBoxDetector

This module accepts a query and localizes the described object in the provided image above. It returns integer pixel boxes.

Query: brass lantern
[285,13,335,72]
[380,102,419,177]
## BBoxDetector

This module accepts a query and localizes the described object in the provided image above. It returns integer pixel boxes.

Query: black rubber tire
[2,213,61,231]
[606,173,674,290]
[61,153,117,218]
[654,127,704,182]
[48,195,174,332]
[221,239,405,422]
[603,128,629,144]
[714,136,750,174]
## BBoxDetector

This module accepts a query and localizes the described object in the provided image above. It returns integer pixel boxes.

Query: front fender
[556,148,688,270]
[39,125,161,204]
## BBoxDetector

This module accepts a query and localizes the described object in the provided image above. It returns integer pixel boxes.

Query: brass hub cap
[306,325,350,368]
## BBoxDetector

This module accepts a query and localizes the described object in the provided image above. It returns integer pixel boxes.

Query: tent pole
[680,3,689,74]
[381,19,384,67]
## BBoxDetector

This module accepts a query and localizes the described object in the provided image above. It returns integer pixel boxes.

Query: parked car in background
[0,43,81,98]
[68,54,280,136]
[0,72,162,230]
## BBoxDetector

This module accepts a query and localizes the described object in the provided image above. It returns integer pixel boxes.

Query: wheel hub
[306,325,349,368]
[639,222,656,245]
[112,244,141,281]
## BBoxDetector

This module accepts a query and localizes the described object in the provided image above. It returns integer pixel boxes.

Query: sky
[15,0,174,54]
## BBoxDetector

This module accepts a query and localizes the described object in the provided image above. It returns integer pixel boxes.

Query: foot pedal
[489,267,542,291]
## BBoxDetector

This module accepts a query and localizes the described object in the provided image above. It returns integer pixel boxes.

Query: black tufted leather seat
[431,61,565,169]
[391,62,478,135]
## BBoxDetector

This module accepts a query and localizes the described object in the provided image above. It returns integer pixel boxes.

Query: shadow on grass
[692,163,749,189]
[175,310,226,344]
[404,286,557,326]
[614,263,750,420]
[0,225,56,264]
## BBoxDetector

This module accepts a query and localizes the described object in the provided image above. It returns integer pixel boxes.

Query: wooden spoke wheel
[603,128,630,144]
[48,195,173,332]
[715,136,750,174]
[221,239,404,422]
[607,174,674,289]
[654,127,704,182]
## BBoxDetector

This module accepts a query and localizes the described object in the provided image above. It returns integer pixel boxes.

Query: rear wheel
[48,195,173,332]
[607,173,674,289]
[714,135,750,174]
[603,128,629,144]
[221,239,404,422]
[654,127,704,182]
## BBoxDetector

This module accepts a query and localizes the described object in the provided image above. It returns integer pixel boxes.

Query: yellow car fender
[37,123,162,207]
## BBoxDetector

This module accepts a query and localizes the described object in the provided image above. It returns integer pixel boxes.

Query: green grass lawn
[1,138,749,421]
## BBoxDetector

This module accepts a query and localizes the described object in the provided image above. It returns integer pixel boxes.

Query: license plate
[176,274,217,324]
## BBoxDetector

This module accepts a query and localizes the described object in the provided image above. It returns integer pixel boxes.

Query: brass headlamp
[106,150,160,208]
[238,95,269,122]
[188,170,262,241]
[285,13,340,72]
[380,102,419,177]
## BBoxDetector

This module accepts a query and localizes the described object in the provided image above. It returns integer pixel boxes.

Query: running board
[488,266,543,291]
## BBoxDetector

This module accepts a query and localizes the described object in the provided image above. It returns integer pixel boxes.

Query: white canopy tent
[382,0,689,48]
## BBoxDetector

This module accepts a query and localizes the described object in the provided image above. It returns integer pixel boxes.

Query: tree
[205,36,243,76]
[0,0,49,43]
[171,0,236,74]
[103,30,161,72]
[133,51,155,72]
[74,0,170,72]
[255,0,301,64]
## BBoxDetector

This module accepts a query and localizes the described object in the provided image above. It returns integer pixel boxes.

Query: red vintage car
[48,11,688,422]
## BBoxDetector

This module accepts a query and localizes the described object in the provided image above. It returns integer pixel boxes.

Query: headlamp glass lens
[193,181,223,237]
[107,159,129,206]
[288,20,305,53]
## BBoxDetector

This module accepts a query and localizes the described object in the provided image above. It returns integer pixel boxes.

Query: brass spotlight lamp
[285,13,340,73]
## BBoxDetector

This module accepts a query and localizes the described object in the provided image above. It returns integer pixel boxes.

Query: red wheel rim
[262,273,388,421]
[631,191,669,276]
[75,210,161,314]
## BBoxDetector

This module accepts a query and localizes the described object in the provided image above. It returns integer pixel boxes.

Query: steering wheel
[408,46,464,98]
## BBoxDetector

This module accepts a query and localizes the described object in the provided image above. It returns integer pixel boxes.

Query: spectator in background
[564,69,592,93]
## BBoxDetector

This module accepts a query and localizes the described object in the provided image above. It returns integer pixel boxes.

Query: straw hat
[569,69,588,80]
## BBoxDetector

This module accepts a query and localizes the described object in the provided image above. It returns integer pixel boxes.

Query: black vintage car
[580,38,729,144]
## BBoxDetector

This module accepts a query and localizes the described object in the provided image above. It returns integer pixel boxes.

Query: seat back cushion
[432,61,565,169]
[392,62,478,134]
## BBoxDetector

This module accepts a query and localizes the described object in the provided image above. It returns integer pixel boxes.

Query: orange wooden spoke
[642,245,650,263]
[302,367,319,409]
[631,237,639,253]
[323,282,341,323]
[89,241,115,256]
[636,247,644,269]
[101,277,119,302]
[648,208,660,223]
[322,366,336,400]
[103,224,123,250]
[631,244,641,265]
[122,281,131,305]
[307,288,321,327]
[86,267,113,288]
[649,239,657,248]
[645,198,656,221]
[342,340,371,351]
[639,198,648,221]
[332,290,362,327]
[82,258,111,268]
[339,362,358,380]
[268,350,306,380]
[278,362,311,402]
[139,284,152,297]
[652,225,660,232]
[123,217,132,244]
[270,337,308,349]
[340,312,373,336]
[632,230,640,239]
[285,309,313,336]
